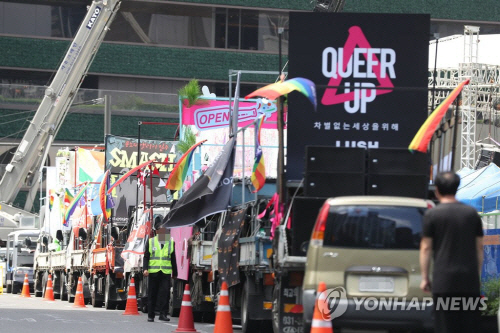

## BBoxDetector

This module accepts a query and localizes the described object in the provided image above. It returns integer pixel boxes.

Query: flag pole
[277,27,285,206]
[450,91,461,171]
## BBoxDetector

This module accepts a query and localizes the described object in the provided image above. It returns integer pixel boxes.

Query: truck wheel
[54,272,61,300]
[41,272,48,298]
[105,274,116,310]
[91,276,103,308]
[241,280,261,333]
[60,272,68,301]
[12,283,19,294]
[68,274,76,303]
[6,283,12,294]
[34,271,43,297]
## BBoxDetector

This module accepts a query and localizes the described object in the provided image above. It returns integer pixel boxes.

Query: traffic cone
[174,284,199,333]
[214,281,232,333]
[73,276,86,308]
[44,274,55,301]
[20,273,31,298]
[123,277,139,315]
[311,281,333,333]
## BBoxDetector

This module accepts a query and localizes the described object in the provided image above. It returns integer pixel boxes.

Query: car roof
[325,196,430,208]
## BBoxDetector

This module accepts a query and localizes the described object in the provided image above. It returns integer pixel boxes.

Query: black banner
[105,135,178,224]
[218,207,245,287]
[161,138,236,228]
[287,13,430,180]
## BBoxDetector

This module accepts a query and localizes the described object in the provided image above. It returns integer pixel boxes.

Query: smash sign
[287,13,430,180]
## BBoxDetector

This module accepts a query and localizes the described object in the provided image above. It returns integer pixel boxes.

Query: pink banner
[171,226,193,281]
[182,99,280,131]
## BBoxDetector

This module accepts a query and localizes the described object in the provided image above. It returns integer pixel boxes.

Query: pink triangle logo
[321,26,395,110]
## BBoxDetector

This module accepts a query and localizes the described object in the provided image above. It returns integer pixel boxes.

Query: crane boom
[0,0,121,236]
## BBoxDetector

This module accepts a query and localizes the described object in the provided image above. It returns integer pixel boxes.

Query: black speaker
[305,172,365,197]
[367,174,429,198]
[305,146,366,173]
[475,148,500,170]
[368,148,429,175]
[290,197,326,256]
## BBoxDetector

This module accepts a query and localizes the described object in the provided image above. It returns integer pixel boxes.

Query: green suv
[302,196,434,332]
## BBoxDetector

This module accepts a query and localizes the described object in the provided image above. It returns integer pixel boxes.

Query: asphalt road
[0,292,235,333]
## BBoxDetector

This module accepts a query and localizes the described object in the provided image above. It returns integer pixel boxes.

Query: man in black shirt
[420,171,484,333]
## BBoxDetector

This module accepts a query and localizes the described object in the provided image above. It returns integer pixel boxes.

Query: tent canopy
[456,164,500,212]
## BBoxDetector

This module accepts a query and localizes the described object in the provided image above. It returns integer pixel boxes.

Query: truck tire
[91,275,103,308]
[105,274,117,310]
[60,272,68,301]
[54,272,61,300]
[241,280,261,333]
[68,274,76,303]
[12,282,20,294]
[34,271,43,297]
[41,272,48,299]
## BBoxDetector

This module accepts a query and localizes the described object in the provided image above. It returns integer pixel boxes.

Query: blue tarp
[456,164,500,213]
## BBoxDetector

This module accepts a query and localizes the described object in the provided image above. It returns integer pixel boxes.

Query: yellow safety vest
[148,236,174,274]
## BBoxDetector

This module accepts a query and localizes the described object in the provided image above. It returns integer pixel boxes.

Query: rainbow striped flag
[409,79,469,153]
[166,140,207,191]
[245,77,317,110]
[251,115,266,192]
[64,183,89,226]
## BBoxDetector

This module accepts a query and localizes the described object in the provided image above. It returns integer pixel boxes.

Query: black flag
[161,138,236,228]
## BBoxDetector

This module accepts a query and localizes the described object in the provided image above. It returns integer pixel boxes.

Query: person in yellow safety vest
[143,224,177,322]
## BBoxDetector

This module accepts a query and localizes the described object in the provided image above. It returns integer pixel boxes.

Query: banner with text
[287,13,430,180]
[105,135,179,224]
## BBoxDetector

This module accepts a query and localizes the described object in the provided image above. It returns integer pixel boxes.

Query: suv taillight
[311,202,330,246]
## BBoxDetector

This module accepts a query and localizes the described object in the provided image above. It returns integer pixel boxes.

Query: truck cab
[4,230,39,294]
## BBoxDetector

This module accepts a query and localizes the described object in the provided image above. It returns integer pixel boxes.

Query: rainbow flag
[64,183,89,226]
[166,140,207,191]
[48,189,55,211]
[99,170,114,223]
[62,188,74,227]
[245,77,317,110]
[409,79,470,153]
[251,115,266,192]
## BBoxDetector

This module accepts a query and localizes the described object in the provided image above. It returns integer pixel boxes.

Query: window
[323,205,425,249]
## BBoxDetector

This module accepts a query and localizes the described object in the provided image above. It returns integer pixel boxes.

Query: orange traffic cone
[175,284,199,333]
[44,274,55,301]
[73,276,86,308]
[123,277,139,315]
[20,273,31,298]
[311,282,333,333]
[214,281,232,333]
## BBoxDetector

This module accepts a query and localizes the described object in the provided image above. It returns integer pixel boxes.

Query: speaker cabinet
[368,174,429,198]
[290,197,326,256]
[305,172,365,197]
[305,146,366,173]
[476,148,500,170]
[368,148,429,175]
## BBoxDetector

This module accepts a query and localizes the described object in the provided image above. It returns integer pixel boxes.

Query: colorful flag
[99,170,113,223]
[48,189,55,211]
[162,137,236,228]
[107,159,155,194]
[245,77,317,110]
[166,140,207,191]
[64,183,89,226]
[62,188,75,227]
[251,115,266,192]
[409,79,470,153]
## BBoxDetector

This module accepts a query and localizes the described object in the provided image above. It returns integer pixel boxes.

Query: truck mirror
[56,230,63,242]
[78,228,87,241]
[111,227,119,240]
[42,236,49,246]
[25,237,32,247]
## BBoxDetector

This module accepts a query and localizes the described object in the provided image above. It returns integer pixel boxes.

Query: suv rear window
[323,205,425,249]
